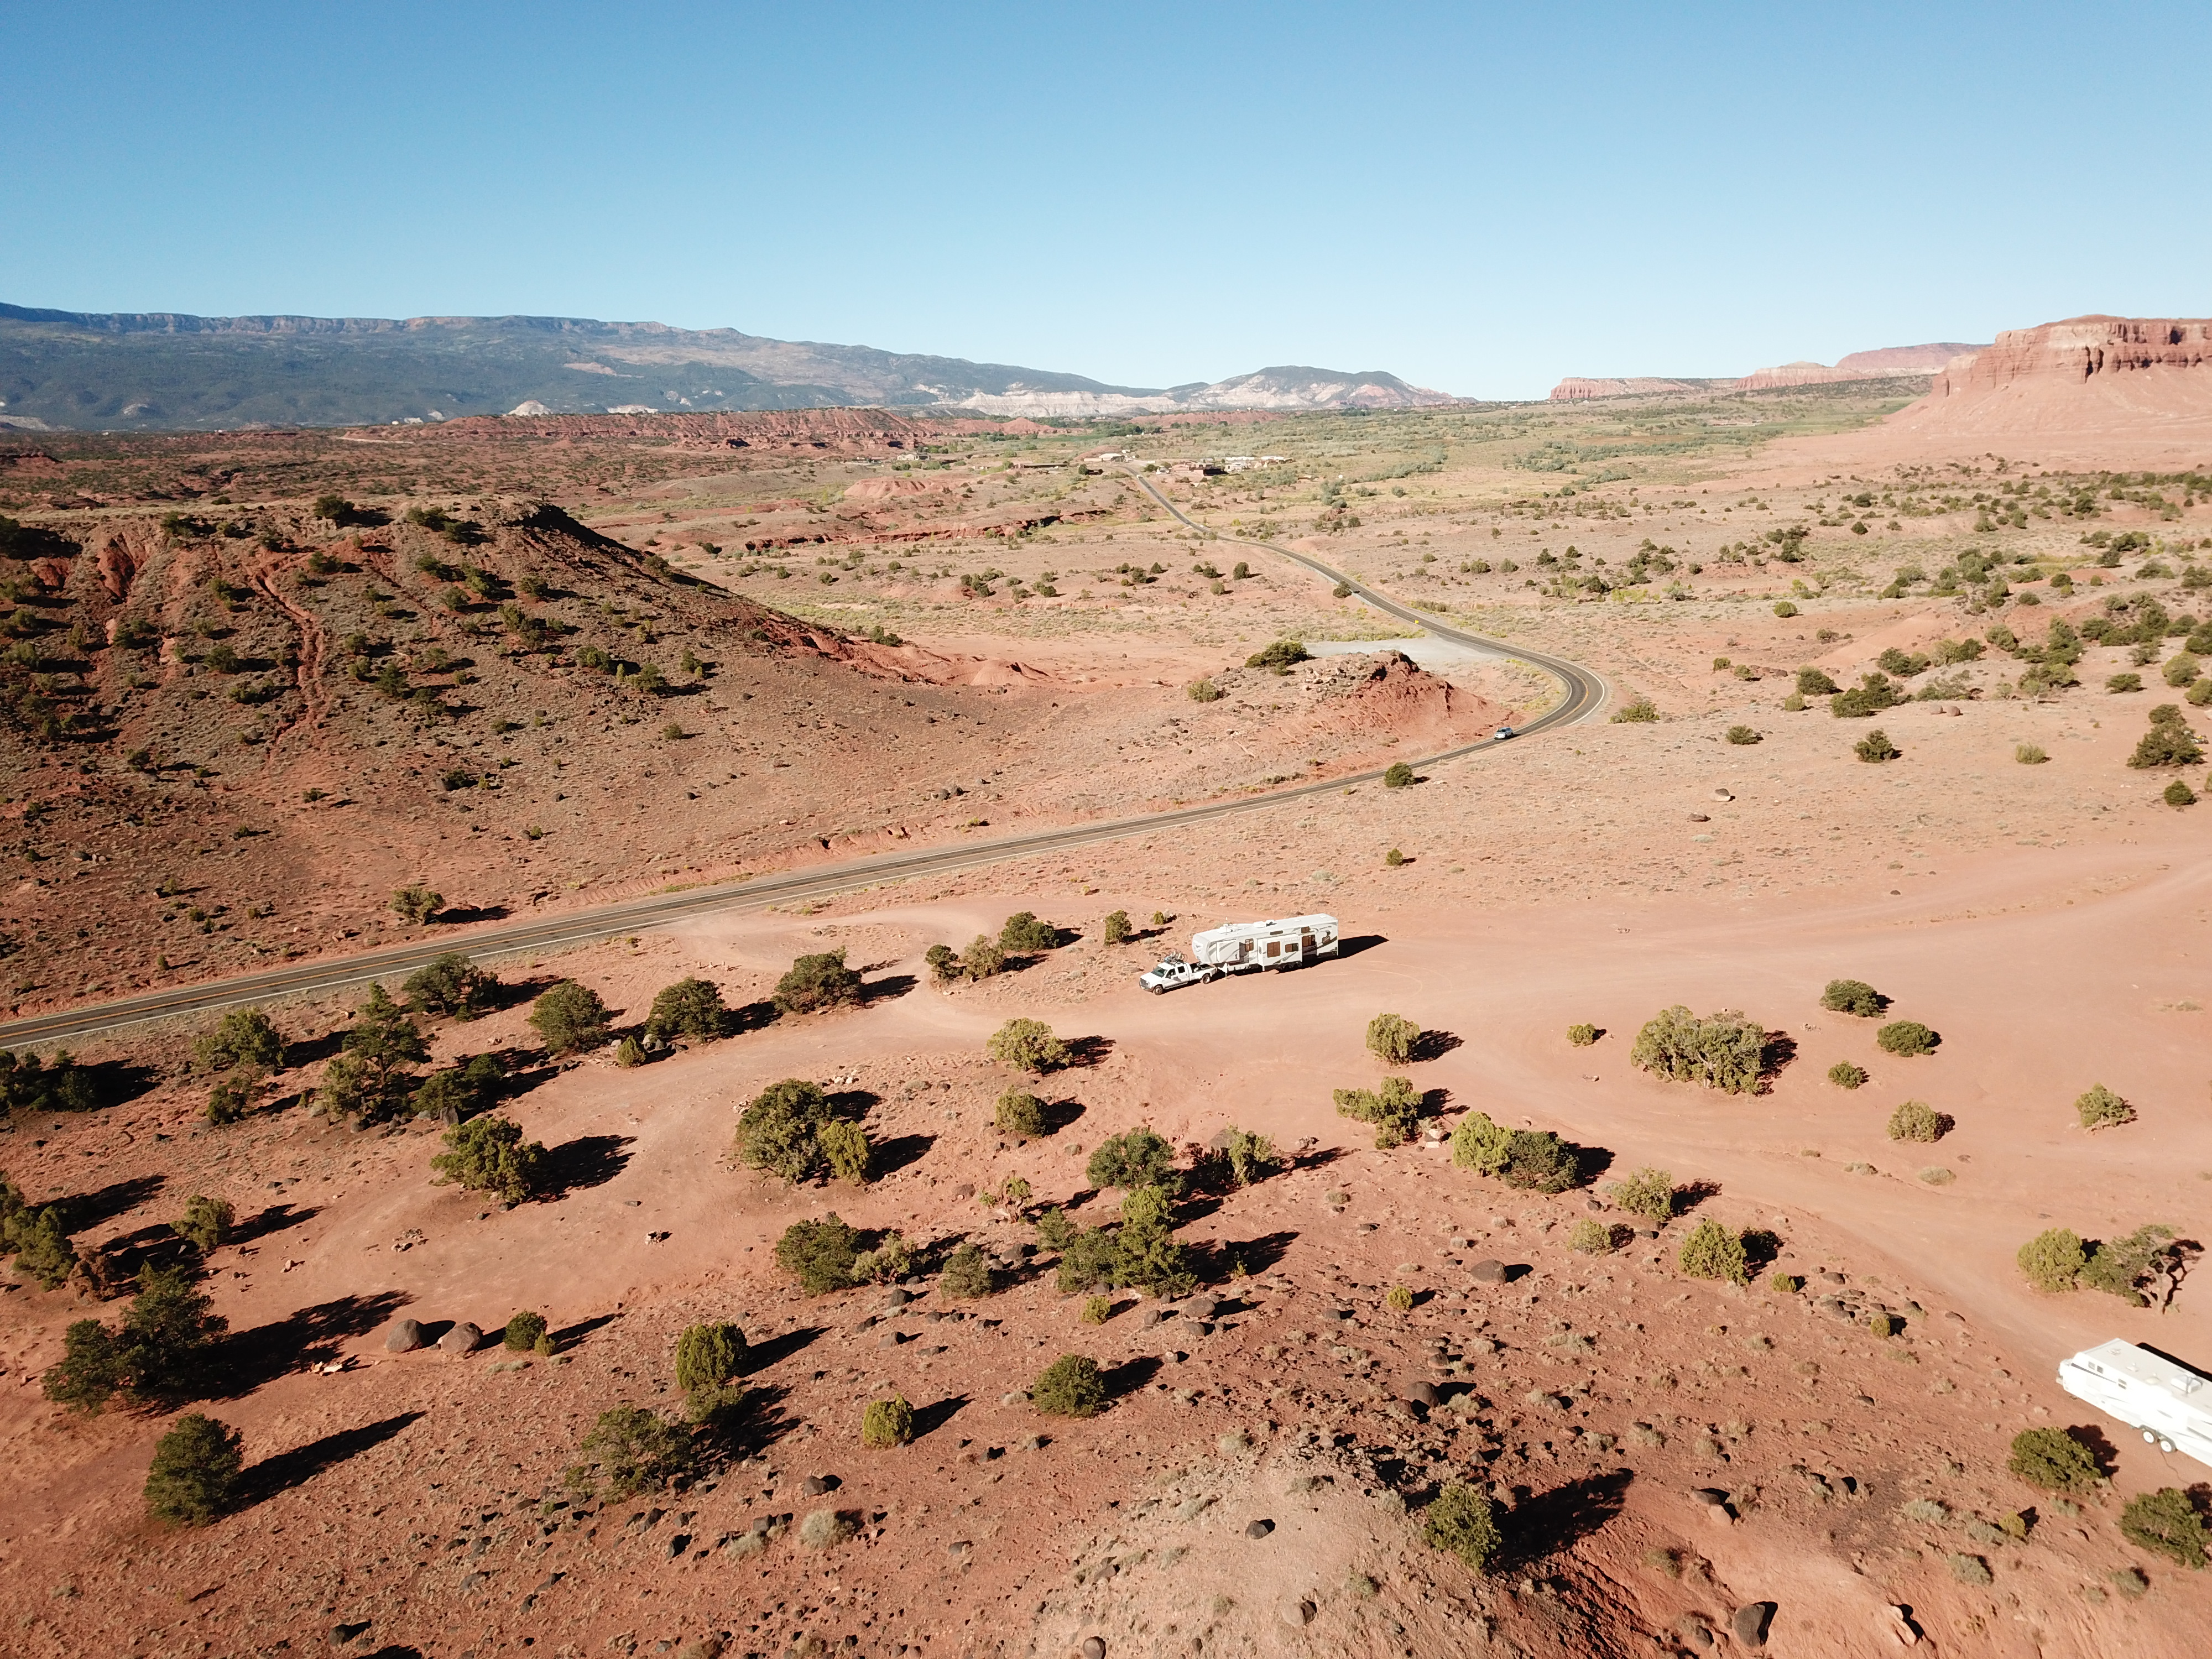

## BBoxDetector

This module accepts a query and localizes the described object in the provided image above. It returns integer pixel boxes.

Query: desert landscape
[3,310,2212,1659]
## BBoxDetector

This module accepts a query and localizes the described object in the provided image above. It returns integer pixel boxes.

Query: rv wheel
[2143,1430,2157,1443]
[2161,1438,2176,1453]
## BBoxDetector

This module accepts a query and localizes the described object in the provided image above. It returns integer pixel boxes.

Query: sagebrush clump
[2007,1427,2102,1493]
[1334,1076,1421,1147]
[1032,1354,1106,1417]
[862,1395,915,1448]
[1820,979,1886,1017]
[1677,1218,1750,1285]
[143,1413,244,1527]
[1423,1483,1503,1573]
[1876,1020,1938,1057]
[1886,1100,1944,1143]
[1630,1005,1767,1094]
[2075,1084,2133,1130]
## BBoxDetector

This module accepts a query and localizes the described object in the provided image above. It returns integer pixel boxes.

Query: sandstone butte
[1549,341,1983,400]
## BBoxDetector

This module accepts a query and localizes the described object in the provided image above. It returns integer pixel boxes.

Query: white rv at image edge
[1138,914,1339,993]
[2056,1340,2212,1468]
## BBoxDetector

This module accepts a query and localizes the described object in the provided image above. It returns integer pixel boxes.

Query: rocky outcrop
[1884,315,2212,443]
[1922,316,2211,399]
[1550,377,1724,401]
[1555,343,1984,399]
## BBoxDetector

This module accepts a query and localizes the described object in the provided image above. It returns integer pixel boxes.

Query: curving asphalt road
[0,473,1606,1047]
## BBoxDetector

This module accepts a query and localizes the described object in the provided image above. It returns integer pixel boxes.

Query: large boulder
[384,1318,426,1353]
[1733,1602,1776,1647]
[1470,1259,1507,1285]
[439,1321,484,1356]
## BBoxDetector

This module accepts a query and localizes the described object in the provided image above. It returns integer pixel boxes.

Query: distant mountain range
[0,302,1453,431]
[1550,341,1985,401]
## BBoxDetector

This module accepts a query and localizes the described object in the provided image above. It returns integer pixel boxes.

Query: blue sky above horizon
[3,1,2204,399]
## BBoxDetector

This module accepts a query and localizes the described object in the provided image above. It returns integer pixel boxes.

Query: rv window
[1266,941,1280,957]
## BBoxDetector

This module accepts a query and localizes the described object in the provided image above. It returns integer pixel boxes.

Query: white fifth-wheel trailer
[2057,1340,2212,1469]
[1138,914,1339,993]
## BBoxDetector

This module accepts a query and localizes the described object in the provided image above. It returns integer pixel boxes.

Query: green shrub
[1887,1100,1944,1142]
[390,884,444,925]
[996,1088,1047,1138]
[1110,1183,1194,1296]
[940,1241,994,1300]
[7,1204,77,1288]
[1630,1005,1767,1093]
[988,1018,1069,1073]
[2017,1227,2086,1292]
[174,1196,233,1254]
[1797,666,1840,696]
[1832,674,1902,718]
[2166,779,2198,807]
[504,1311,548,1352]
[2015,743,2048,764]
[774,950,863,1015]
[1219,1126,1277,1186]
[1855,728,1901,763]
[432,1115,545,1206]
[1677,1218,1750,1285]
[1087,1128,1177,1191]
[995,912,1056,953]
[1384,847,1406,867]
[1383,761,1415,789]
[1567,1022,1599,1046]
[818,1119,871,1186]
[529,979,611,1055]
[1423,1482,1503,1573]
[319,983,430,1124]
[1501,1129,1579,1192]
[2164,653,2200,687]
[1828,1061,1869,1089]
[1032,1354,1106,1417]
[41,1264,227,1411]
[1035,1207,1076,1251]
[1186,678,1222,702]
[1450,1112,1512,1175]
[1868,1311,1905,1338]
[204,1072,259,1125]
[2107,672,2145,693]
[1334,1076,1421,1147]
[1613,1167,1676,1223]
[1385,1282,1416,1310]
[402,954,497,1021]
[1053,1226,1120,1293]
[675,1322,746,1390]
[2120,1488,2209,1569]
[1081,1295,1112,1324]
[1366,1012,1421,1065]
[408,1053,506,1123]
[862,1395,915,1448]
[1773,601,1799,618]
[1876,1021,1938,1057]
[774,1215,862,1295]
[960,935,1008,980]
[733,1078,838,1182]
[1769,1272,1803,1294]
[2082,1225,2176,1307]
[1568,1217,1615,1255]
[1611,697,1659,723]
[645,977,729,1041]
[144,1413,244,1527]
[192,1008,283,1073]
[2007,1427,2102,1493]
[2075,1084,2133,1130]
[1101,910,1133,945]
[1820,979,1886,1017]
[1725,724,1761,745]
[2128,713,2205,768]
[565,1405,694,1499]
[1245,639,1309,670]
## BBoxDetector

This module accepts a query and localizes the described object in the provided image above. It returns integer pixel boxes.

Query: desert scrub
[1383,761,1416,789]
[1449,1112,1580,1192]
[2015,743,2048,764]
[1366,1012,1420,1065]
[503,1310,549,1352]
[566,1406,694,1499]
[2166,779,2198,806]
[1854,728,1901,763]
[143,1413,244,1527]
[2017,1227,2088,1292]
[1032,1354,1106,1417]
[431,1115,545,1206]
[1768,1272,1803,1295]
[861,1395,915,1448]
[1568,1217,1617,1255]
[528,979,611,1055]
[644,976,729,1041]
[1101,909,1133,944]
[1948,1554,1992,1587]
[192,1007,283,1073]
[2128,706,2204,768]
[1868,1312,1905,1339]
[173,1195,233,1254]
[939,1241,994,1300]
[674,1322,746,1392]
[1566,1022,1599,1047]
[1827,1061,1869,1089]
[1186,677,1222,702]
[1422,1482,1503,1573]
[774,948,863,1014]
[988,1017,1069,1074]
[1335,1076,1421,1147]
[733,1078,845,1183]
[1385,1284,1416,1311]
[999,911,1060,952]
[2075,1084,2134,1130]
[1086,1128,1178,1192]
[2120,1488,2210,1568]
[1611,1166,1676,1223]
[1080,1295,1112,1325]
[1611,697,1659,723]
[774,1215,862,1295]
[1217,1126,1279,1186]
[1876,1020,1938,1056]
[1245,639,1310,670]
[1886,1100,1945,1142]
[1725,724,1761,745]
[995,1087,1047,1138]
[1630,1005,1767,1093]
[1677,1218,1751,1285]
[2081,1225,2178,1307]
[818,1119,871,1185]
[1820,978,1886,1017]
[2007,1427,2102,1493]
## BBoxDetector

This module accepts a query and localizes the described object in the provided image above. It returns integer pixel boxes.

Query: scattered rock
[1401,1380,1439,1407]
[1733,1601,1776,1647]
[800,1474,832,1497]
[1183,1295,1218,1321]
[886,1288,911,1308]
[439,1321,483,1356]
[1245,1518,1275,1538]
[1689,1488,1729,1507]
[1470,1260,1507,1284]
[384,1318,426,1353]
[1080,1638,1106,1659]
[1277,1597,1316,1629]
[1687,812,1710,822]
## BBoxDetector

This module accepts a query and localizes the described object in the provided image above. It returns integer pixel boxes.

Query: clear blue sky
[2,1,2204,399]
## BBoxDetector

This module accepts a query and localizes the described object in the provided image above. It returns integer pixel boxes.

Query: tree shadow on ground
[93,1222,197,1281]
[912,1395,969,1439]
[1411,1030,1463,1062]
[75,1058,164,1110]
[1674,1178,1721,1215]
[700,1381,799,1468]
[1572,1144,1614,1187]
[551,1311,619,1350]
[540,1134,633,1198]
[1060,1035,1114,1070]
[229,1202,321,1246]
[1102,1355,1162,1401]
[433,904,510,925]
[1742,1229,1784,1275]
[861,974,916,1006]
[208,1290,412,1398]
[741,1326,826,1376]
[483,1048,561,1106]
[1496,1468,1634,1570]
[1194,1230,1297,1280]
[1040,1098,1086,1134]
[1290,1146,1349,1175]
[52,1172,165,1232]
[481,972,563,1016]
[239,1411,425,1507]
[869,1133,935,1178]
[830,1088,881,1121]
[726,999,778,1036]
[1758,1032,1798,1091]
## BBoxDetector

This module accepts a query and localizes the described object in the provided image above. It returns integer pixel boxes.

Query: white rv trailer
[1189,914,1339,972]
[2056,1340,2212,1468]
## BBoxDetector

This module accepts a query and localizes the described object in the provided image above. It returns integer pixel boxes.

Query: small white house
[2057,1340,2212,1468]
[1188,914,1339,972]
